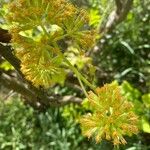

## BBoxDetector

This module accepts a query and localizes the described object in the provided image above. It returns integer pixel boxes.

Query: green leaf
[0,61,14,71]
[89,9,100,27]
[142,94,150,108]
[142,118,150,133]
[120,41,135,55]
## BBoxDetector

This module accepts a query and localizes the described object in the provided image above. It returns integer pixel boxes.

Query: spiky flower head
[6,0,96,87]
[80,82,139,145]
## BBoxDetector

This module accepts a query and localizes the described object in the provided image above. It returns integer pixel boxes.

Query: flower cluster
[9,26,66,87]
[80,82,138,145]
[6,0,96,87]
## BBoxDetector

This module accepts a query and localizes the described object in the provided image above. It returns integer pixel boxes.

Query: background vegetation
[0,0,150,149]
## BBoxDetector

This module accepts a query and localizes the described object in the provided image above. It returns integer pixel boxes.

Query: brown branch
[0,28,11,43]
[0,73,82,109]
[116,0,133,23]
[100,0,133,35]
[0,73,38,108]
[91,0,134,55]
[65,81,83,93]
[0,43,21,73]
[115,0,123,14]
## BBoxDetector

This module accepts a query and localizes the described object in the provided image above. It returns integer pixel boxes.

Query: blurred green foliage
[0,98,114,150]
[0,80,150,150]
[93,0,150,92]
[121,81,150,134]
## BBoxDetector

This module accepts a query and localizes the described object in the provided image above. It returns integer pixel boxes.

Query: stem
[39,11,99,94]
[64,57,96,92]
[113,145,120,150]
[54,42,96,93]
[76,71,88,97]
[50,42,96,96]
[53,34,69,42]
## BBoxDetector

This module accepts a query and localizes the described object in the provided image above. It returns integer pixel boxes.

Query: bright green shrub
[0,98,112,150]
[0,98,35,149]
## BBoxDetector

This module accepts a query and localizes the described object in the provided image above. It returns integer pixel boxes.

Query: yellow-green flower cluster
[7,0,94,41]
[80,82,138,145]
[7,0,75,28]
[6,0,96,87]
[76,30,96,49]
[11,28,66,87]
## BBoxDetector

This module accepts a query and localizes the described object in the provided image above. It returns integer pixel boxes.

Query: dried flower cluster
[80,82,139,145]
[6,0,96,87]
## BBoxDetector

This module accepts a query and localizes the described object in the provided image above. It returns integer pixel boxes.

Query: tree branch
[0,73,82,109]
[0,43,21,73]
[0,28,11,43]
[115,0,123,14]
[100,0,133,35]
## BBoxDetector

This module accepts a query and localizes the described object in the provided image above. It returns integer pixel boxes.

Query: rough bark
[0,73,82,109]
